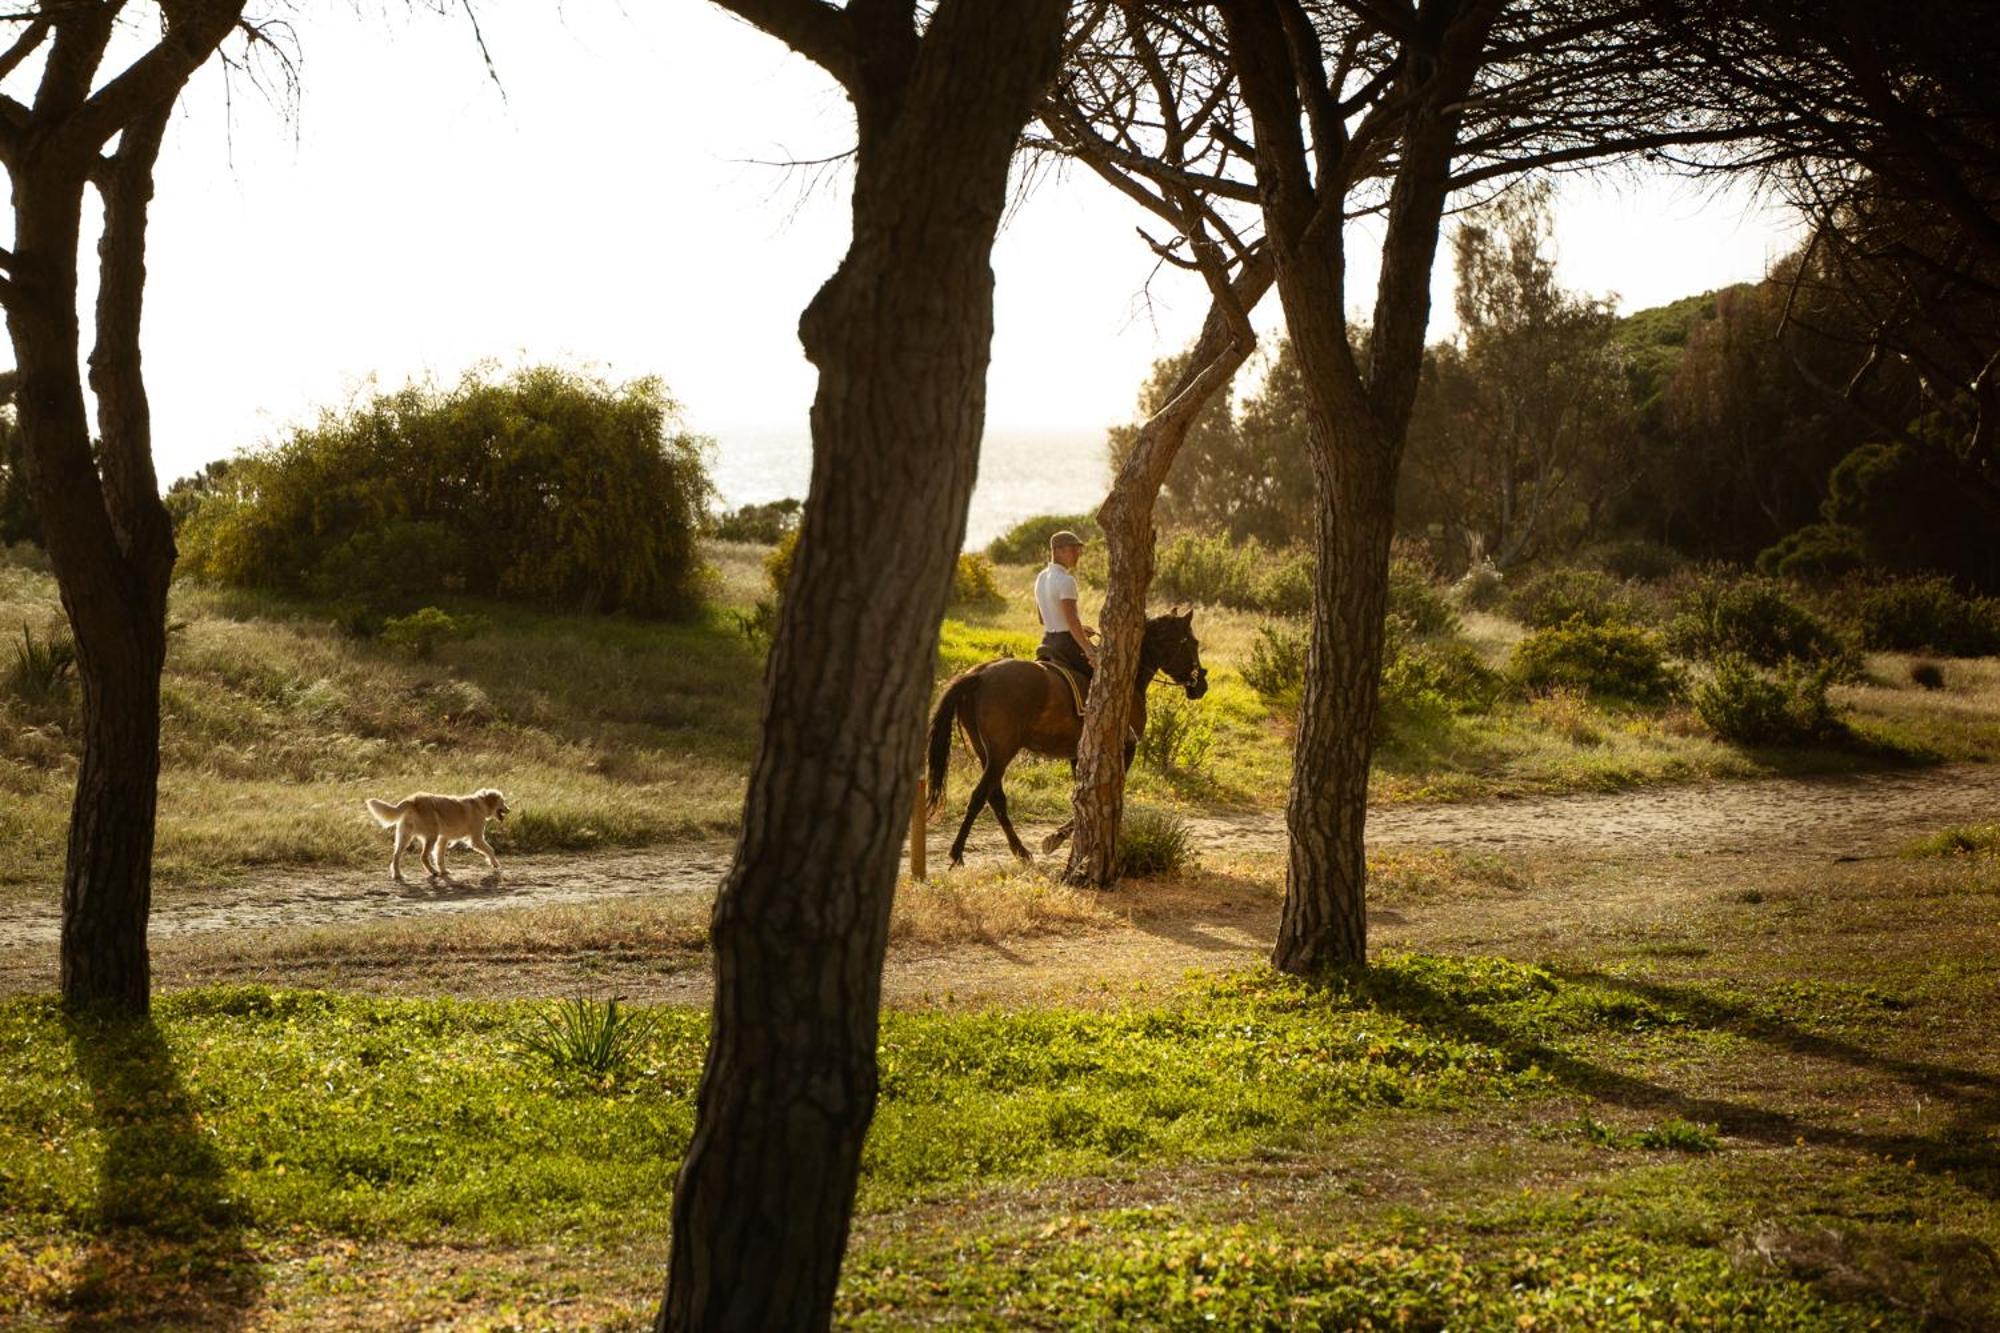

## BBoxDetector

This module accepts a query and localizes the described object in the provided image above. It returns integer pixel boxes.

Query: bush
[379,607,484,659]
[1386,557,1460,637]
[1910,659,1946,691]
[764,528,801,598]
[1756,523,1868,583]
[986,512,1101,565]
[7,621,75,702]
[1243,622,1309,705]
[1511,621,1676,702]
[1506,566,1643,630]
[1666,572,1856,674]
[950,553,1006,609]
[1693,656,1843,746]
[710,497,801,545]
[733,598,778,654]
[1453,560,1505,612]
[1117,805,1192,877]
[1137,692,1213,776]
[1593,540,1684,583]
[1252,549,1314,617]
[1854,576,2000,657]
[1154,532,1257,609]
[1381,630,1504,722]
[176,365,713,617]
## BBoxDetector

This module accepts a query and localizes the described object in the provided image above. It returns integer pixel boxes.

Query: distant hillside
[1614,286,1745,417]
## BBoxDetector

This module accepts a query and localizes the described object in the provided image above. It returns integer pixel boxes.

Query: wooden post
[909,777,928,881]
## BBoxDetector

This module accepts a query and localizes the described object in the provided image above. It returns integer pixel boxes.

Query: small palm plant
[8,621,76,703]
[512,995,658,1078]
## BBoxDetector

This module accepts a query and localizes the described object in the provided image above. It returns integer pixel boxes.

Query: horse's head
[1145,607,1208,699]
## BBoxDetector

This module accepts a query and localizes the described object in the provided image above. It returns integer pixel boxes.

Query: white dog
[364,788,510,882]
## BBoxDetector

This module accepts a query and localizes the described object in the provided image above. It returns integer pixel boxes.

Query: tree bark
[1065,255,1269,887]
[660,4,1065,1328]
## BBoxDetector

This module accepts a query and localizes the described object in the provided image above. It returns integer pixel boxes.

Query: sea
[707,426,1112,547]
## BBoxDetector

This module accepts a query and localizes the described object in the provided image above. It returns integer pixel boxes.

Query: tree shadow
[58,1010,261,1329]
[1346,963,2000,1201]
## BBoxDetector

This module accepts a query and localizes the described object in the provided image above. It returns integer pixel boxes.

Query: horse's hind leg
[987,779,1032,863]
[1041,819,1073,855]
[950,768,999,867]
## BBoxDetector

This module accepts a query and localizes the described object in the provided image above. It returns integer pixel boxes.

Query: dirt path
[3,763,1995,966]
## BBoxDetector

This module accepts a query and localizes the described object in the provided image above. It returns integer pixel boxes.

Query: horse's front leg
[1041,819,1074,854]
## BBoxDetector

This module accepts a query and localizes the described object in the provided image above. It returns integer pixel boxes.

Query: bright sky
[116,4,1803,488]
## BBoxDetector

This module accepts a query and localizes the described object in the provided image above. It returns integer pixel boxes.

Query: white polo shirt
[1035,561,1080,633]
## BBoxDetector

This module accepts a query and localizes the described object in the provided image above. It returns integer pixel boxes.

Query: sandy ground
[3,763,1995,1002]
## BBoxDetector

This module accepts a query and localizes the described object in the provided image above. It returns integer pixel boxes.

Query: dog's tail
[925,671,980,821]
[364,798,406,827]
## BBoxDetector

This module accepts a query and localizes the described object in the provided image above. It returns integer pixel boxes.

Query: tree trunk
[10,158,172,1014]
[1065,258,1269,888]
[660,5,1064,1328]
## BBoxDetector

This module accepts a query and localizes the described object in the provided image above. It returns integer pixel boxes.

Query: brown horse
[926,611,1208,865]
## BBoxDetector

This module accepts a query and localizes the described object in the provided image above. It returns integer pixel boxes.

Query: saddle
[1037,658,1089,717]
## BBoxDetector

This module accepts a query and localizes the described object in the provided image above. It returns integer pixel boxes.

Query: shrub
[986,512,1101,565]
[379,607,484,660]
[950,553,1006,609]
[1756,523,1868,583]
[1452,560,1505,612]
[1692,656,1843,746]
[1381,630,1504,720]
[764,528,801,598]
[7,621,75,702]
[1666,572,1856,674]
[1506,566,1643,630]
[1910,659,1946,691]
[1386,557,1460,637]
[1853,576,2000,657]
[1526,686,1603,746]
[1252,548,1314,616]
[1511,621,1676,702]
[1117,805,1192,877]
[733,598,778,654]
[710,497,801,545]
[176,365,713,617]
[1153,531,1256,609]
[1137,692,1213,776]
[1594,539,1684,583]
[512,995,658,1079]
[1243,622,1309,705]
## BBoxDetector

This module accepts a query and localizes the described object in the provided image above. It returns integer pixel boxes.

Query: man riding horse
[927,542,1208,865]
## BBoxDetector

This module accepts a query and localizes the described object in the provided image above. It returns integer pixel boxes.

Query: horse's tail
[926,671,980,820]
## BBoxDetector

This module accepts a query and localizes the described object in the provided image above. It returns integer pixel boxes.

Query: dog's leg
[471,830,500,873]
[390,823,409,882]
[426,835,445,879]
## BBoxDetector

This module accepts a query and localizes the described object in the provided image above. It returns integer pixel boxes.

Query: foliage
[1511,620,1677,702]
[1593,539,1684,582]
[733,598,778,655]
[7,621,74,702]
[1852,576,2000,657]
[0,413,38,548]
[1123,345,1315,547]
[709,497,801,545]
[1153,531,1256,608]
[1505,565,1644,629]
[949,554,1006,609]
[1242,622,1308,705]
[1250,548,1314,616]
[1822,438,2000,593]
[378,607,485,660]
[1452,559,1505,611]
[1903,823,2000,858]
[1909,660,1946,690]
[1116,805,1192,877]
[1381,627,1505,728]
[1137,692,1213,776]
[1693,656,1843,746]
[512,995,660,1080]
[1667,572,1856,674]
[175,366,713,618]
[986,512,1101,566]
[1386,556,1461,637]
[1757,523,1868,583]
[764,528,801,598]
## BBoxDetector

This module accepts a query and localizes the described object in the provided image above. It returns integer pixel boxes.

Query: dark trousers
[1037,631,1093,680]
